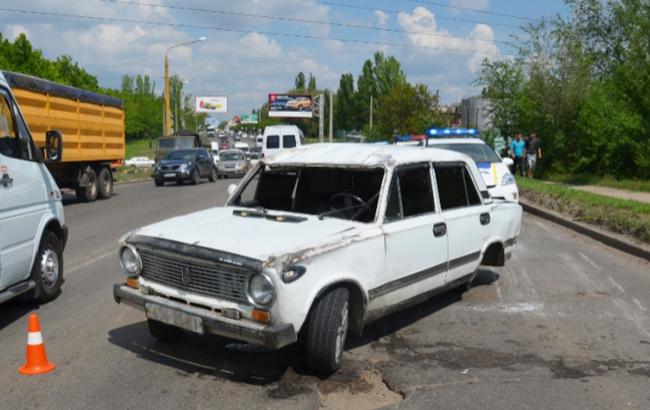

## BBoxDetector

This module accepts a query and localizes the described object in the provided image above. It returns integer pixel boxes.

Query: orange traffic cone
[18,314,56,375]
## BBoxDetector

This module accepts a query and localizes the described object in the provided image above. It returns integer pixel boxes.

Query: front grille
[139,248,251,304]
[160,165,180,171]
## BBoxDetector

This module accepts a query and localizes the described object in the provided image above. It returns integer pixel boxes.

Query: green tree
[373,52,406,97]
[294,72,306,92]
[375,82,439,140]
[335,73,356,131]
[307,73,317,93]
[355,59,377,130]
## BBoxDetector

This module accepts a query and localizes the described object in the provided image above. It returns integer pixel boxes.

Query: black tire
[305,287,350,374]
[97,167,113,199]
[191,168,200,185]
[27,231,64,304]
[154,178,164,187]
[208,167,217,182]
[76,168,98,202]
[147,319,183,342]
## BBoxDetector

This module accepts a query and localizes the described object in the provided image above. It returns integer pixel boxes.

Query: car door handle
[433,223,447,237]
[0,173,12,187]
[480,213,491,225]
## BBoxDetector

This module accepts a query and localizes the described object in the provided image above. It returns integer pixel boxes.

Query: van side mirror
[227,184,238,197]
[45,130,63,162]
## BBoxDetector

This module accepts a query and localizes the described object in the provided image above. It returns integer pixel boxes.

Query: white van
[234,142,250,153]
[262,125,305,158]
[0,71,67,304]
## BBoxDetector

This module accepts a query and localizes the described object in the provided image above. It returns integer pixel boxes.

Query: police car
[398,129,518,202]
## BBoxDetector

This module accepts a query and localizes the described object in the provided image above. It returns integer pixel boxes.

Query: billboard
[195,96,228,113]
[268,94,313,118]
[240,113,258,124]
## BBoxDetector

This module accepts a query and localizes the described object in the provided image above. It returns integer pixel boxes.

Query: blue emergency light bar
[426,128,480,137]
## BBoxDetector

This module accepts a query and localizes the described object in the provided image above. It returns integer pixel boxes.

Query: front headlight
[248,274,274,306]
[179,164,188,171]
[119,244,142,277]
[501,173,516,186]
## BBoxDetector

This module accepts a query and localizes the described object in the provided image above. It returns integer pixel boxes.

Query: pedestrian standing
[526,133,542,177]
[510,133,526,177]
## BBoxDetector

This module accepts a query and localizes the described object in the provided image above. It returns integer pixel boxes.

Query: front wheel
[28,231,64,303]
[76,168,98,202]
[190,169,200,185]
[305,287,350,374]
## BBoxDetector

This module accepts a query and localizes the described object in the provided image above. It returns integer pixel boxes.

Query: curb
[520,198,650,262]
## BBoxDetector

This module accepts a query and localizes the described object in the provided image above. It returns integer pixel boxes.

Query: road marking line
[67,249,115,274]
[632,298,647,312]
[607,277,625,293]
[578,252,601,270]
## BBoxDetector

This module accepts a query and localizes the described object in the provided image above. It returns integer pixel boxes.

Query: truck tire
[76,168,98,202]
[27,231,64,303]
[305,287,350,374]
[208,167,217,182]
[97,167,113,199]
[147,319,183,342]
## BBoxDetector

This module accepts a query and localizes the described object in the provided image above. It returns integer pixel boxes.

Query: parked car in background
[113,144,522,374]
[153,148,216,186]
[125,156,155,169]
[262,125,304,158]
[423,138,518,202]
[216,149,248,178]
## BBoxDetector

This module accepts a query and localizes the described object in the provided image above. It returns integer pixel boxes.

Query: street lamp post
[164,37,206,136]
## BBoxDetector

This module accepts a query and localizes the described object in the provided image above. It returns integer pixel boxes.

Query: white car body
[125,156,155,168]
[0,71,68,304]
[261,125,305,158]
[423,138,519,202]
[234,142,250,153]
[113,144,522,371]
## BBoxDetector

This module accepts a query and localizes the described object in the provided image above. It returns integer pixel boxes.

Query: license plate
[225,164,235,168]
[164,173,175,178]
[145,303,204,334]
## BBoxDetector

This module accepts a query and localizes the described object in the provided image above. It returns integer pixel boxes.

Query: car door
[198,150,211,176]
[374,163,448,309]
[433,162,489,284]
[0,87,48,290]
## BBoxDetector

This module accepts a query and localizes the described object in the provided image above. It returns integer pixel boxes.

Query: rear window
[266,135,279,149]
[283,134,296,148]
[433,143,501,163]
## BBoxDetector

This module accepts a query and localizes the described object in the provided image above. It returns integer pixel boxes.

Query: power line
[405,0,536,21]
[95,0,515,46]
[299,0,523,29]
[0,7,503,55]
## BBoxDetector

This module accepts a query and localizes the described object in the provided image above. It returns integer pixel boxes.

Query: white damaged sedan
[114,144,522,373]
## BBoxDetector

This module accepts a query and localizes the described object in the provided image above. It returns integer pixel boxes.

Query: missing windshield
[231,166,384,223]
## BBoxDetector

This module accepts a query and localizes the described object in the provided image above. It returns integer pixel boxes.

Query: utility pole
[328,90,333,143]
[164,53,171,136]
[318,94,324,143]
[369,95,373,131]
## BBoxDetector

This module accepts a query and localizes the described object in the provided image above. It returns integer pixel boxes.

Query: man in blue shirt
[510,133,526,176]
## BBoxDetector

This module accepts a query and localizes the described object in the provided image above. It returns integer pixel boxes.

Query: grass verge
[125,138,157,159]
[114,166,152,184]
[545,173,650,193]
[517,177,650,244]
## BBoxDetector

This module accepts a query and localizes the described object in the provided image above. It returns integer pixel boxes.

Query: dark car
[154,149,217,186]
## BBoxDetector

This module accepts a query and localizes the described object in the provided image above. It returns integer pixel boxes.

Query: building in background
[461,97,492,130]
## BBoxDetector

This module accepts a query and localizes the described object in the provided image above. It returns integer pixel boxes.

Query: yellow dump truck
[3,71,125,201]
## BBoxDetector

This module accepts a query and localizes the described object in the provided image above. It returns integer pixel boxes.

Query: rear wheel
[208,167,217,182]
[27,231,64,303]
[305,287,350,374]
[191,168,200,185]
[76,168,98,202]
[147,319,183,342]
[97,167,113,199]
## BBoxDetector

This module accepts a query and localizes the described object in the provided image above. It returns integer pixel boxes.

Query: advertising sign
[240,113,259,124]
[268,94,313,118]
[195,96,228,113]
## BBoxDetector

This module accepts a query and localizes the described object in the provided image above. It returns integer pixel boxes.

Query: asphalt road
[2,178,650,410]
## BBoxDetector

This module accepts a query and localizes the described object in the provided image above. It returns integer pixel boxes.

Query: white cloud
[5,25,30,39]
[449,0,489,15]
[374,10,390,27]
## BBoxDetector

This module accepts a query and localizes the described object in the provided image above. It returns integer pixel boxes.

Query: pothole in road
[374,334,650,380]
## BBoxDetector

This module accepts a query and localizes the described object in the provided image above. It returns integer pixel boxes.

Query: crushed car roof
[265,143,473,168]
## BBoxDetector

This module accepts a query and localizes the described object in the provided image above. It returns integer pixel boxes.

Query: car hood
[159,159,192,167]
[127,207,371,265]
[476,161,509,188]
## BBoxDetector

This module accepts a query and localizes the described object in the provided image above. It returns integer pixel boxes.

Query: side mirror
[45,130,63,162]
[227,183,238,197]
[502,157,513,167]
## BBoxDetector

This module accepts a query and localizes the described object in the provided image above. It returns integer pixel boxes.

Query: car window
[385,164,435,221]
[283,134,296,148]
[435,163,482,210]
[0,90,27,160]
[266,135,279,149]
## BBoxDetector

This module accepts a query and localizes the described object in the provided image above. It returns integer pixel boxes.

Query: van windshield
[231,166,385,223]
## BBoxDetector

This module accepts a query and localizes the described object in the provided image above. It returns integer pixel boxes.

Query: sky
[1,0,568,122]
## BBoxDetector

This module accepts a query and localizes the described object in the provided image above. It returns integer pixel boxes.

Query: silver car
[217,149,248,178]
